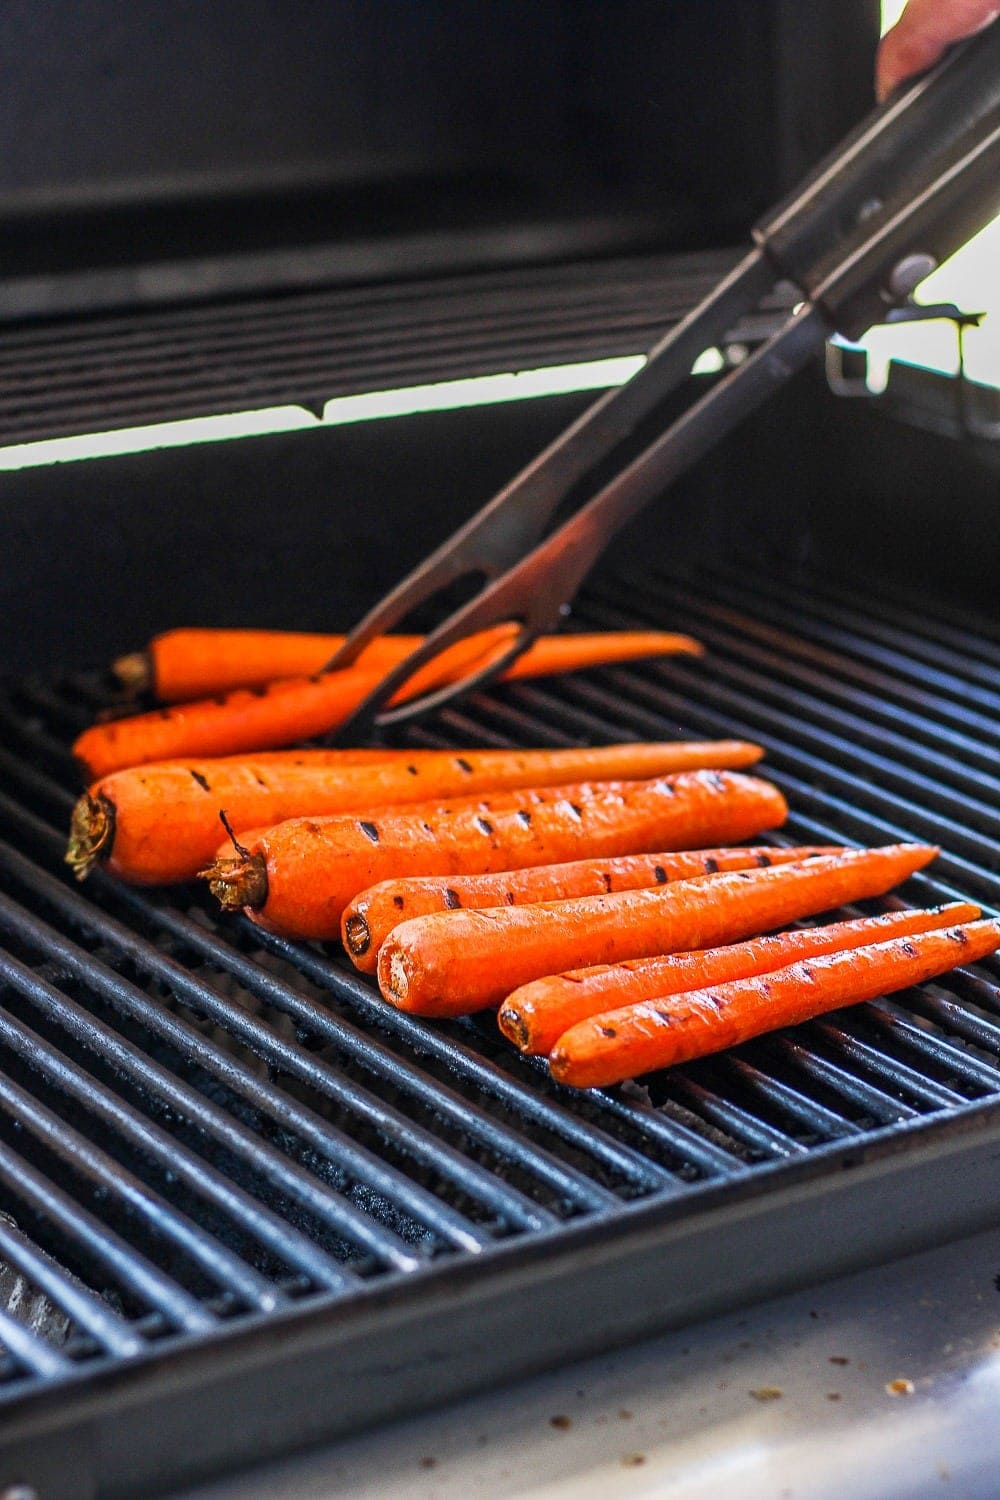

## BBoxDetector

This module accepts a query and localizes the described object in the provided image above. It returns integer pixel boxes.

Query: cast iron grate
[0,557,997,1410]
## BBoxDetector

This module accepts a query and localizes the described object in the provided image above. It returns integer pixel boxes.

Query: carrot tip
[497,1003,529,1050]
[201,852,269,910]
[65,792,116,880]
[112,651,153,697]
[343,914,372,957]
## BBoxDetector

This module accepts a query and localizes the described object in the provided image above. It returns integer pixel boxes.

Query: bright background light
[863,0,1000,390]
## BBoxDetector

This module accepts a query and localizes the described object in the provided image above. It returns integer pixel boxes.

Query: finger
[876,0,998,100]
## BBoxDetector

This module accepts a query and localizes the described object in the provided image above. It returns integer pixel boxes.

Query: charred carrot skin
[204,770,788,941]
[115,627,703,703]
[66,741,764,885]
[499,901,981,1055]
[81,631,704,779]
[377,843,938,1016]
[342,844,843,973]
[549,918,1000,1089]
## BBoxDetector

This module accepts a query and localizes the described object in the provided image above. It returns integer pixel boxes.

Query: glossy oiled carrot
[499,901,981,1055]
[549,917,1000,1088]
[376,844,938,1016]
[66,741,762,885]
[80,629,703,779]
[203,771,788,940]
[342,845,841,973]
[114,627,702,702]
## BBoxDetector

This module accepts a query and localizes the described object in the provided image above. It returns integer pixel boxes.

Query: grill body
[1,494,998,1493]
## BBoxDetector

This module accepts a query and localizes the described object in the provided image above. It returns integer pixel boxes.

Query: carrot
[549,917,1000,1088]
[376,844,938,1016]
[66,741,764,885]
[342,844,843,973]
[499,901,981,1055]
[113,627,703,702]
[203,770,789,940]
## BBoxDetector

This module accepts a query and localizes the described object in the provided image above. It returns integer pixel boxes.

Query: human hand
[876,0,998,100]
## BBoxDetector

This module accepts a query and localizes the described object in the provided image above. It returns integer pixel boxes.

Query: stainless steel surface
[173,1225,1000,1500]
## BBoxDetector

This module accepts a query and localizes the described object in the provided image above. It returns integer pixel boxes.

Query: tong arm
[323,247,772,672]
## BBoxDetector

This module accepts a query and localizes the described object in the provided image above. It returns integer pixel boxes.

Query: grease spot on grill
[189,769,211,792]
[444,888,461,910]
[359,821,380,843]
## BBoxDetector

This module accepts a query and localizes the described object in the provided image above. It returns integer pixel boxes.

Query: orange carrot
[499,901,981,1054]
[203,771,788,940]
[549,917,1000,1088]
[114,627,702,702]
[66,741,763,885]
[342,845,843,973]
[376,844,938,1016]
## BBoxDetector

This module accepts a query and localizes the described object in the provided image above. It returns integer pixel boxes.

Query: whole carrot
[114,627,702,702]
[204,771,789,940]
[66,741,763,885]
[342,845,842,973]
[549,917,1000,1088]
[376,844,938,1016]
[499,901,981,1055]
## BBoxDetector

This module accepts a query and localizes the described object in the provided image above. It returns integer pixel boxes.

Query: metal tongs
[327,24,1000,738]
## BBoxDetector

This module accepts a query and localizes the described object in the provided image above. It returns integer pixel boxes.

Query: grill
[1,554,998,1498]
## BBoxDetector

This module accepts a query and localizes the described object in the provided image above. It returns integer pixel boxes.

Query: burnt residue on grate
[0,560,998,1399]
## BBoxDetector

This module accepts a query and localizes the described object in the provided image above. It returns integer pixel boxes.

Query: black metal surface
[0,558,998,1497]
[0,250,771,446]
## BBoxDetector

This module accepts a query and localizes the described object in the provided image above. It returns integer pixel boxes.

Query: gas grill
[0,2,998,1495]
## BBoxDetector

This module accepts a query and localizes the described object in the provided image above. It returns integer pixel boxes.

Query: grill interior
[1,552,998,1462]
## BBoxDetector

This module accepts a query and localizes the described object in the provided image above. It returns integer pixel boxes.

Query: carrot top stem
[204,852,269,909]
[112,651,153,696]
[65,792,116,880]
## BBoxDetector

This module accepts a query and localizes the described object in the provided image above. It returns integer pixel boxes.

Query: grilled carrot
[342,844,842,973]
[377,844,937,1016]
[549,917,1000,1088]
[203,770,788,940]
[66,741,763,885]
[114,627,702,702]
[499,901,981,1054]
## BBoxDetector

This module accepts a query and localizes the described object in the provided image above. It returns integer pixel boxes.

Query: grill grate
[0,249,781,446]
[0,557,998,1490]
